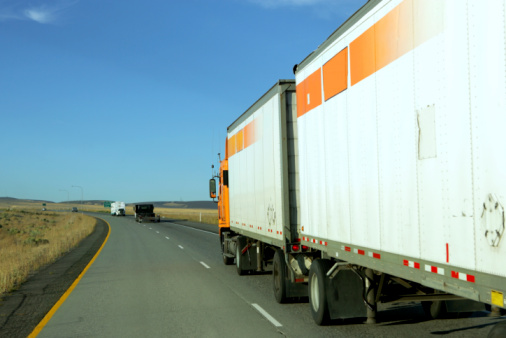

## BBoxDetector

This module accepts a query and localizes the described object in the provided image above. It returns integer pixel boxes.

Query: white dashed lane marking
[252,304,282,328]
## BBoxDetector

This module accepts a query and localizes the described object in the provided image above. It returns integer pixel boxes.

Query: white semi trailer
[111,201,126,216]
[211,0,506,326]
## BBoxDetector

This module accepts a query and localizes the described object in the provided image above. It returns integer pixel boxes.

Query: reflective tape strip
[403,259,420,269]
[451,271,475,283]
[425,264,445,275]
[354,249,365,255]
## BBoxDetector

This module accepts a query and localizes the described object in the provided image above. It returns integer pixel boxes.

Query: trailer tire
[422,290,447,319]
[273,249,288,303]
[309,259,332,325]
[221,234,233,265]
[236,237,247,276]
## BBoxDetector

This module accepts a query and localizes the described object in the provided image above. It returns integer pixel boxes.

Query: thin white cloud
[25,6,55,24]
[0,0,78,24]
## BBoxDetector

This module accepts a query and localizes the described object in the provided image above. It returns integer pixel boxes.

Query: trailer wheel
[422,290,447,319]
[273,249,288,303]
[236,237,247,276]
[309,259,332,325]
[221,233,233,265]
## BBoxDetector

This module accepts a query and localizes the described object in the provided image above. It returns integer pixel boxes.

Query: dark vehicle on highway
[71,207,78,212]
[133,204,160,223]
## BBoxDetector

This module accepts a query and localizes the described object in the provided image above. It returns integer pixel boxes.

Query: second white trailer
[295,0,506,323]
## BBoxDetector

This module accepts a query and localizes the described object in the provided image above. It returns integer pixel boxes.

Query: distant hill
[0,197,54,204]
[0,197,217,210]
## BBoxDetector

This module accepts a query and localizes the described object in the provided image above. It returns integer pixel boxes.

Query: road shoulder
[0,217,108,338]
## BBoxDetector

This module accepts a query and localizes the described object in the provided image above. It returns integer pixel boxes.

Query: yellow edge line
[28,218,111,337]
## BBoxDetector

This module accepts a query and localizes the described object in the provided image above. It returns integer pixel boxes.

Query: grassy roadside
[0,209,96,297]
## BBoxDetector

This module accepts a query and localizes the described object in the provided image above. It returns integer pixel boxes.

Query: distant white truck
[111,201,126,216]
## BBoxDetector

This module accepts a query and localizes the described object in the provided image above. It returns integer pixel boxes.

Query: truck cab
[133,204,160,223]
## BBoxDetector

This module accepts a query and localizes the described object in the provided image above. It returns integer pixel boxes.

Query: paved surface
[1,214,505,337]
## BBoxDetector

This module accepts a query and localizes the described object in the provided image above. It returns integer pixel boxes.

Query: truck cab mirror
[209,178,217,199]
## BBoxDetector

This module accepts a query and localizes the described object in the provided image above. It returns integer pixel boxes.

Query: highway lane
[37,215,283,337]
[37,215,503,337]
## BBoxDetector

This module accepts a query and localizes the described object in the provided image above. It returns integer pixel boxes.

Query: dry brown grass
[0,209,96,296]
[155,208,218,225]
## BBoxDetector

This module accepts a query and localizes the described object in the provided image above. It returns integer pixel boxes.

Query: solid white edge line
[178,245,184,249]
[200,261,210,269]
[156,231,159,234]
[168,222,219,236]
[251,303,282,328]
[165,236,170,240]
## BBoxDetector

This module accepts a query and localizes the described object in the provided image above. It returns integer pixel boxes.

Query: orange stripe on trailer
[350,24,376,87]
[323,47,348,101]
[228,117,260,158]
[296,68,322,118]
[243,119,256,148]
[236,129,244,153]
[374,0,413,72]
[296,0,443,116]
[228,134,237,157]
[350,0,442,86]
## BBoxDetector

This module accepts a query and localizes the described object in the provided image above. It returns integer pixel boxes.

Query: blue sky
[0,0,366,203]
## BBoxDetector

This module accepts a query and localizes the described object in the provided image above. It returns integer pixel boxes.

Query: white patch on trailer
[417,104,437,160]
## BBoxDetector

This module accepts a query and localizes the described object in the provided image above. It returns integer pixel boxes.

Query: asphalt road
[20,215,506,336]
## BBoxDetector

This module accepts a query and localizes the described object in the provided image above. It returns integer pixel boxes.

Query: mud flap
[326,269,367,320]
[236,237,257,272]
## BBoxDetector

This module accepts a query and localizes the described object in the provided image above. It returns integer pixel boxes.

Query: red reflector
[451,271,459,279]
[302,245,309,251]
[431,266,438,273]
[414,262,420,269]
[358,249,365,255]
[403,260,409,266]
[295,278,304,283]
[467,275,475,283]
[292,245,300,251]
[345,246,351,252]
[373,253,381,259]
